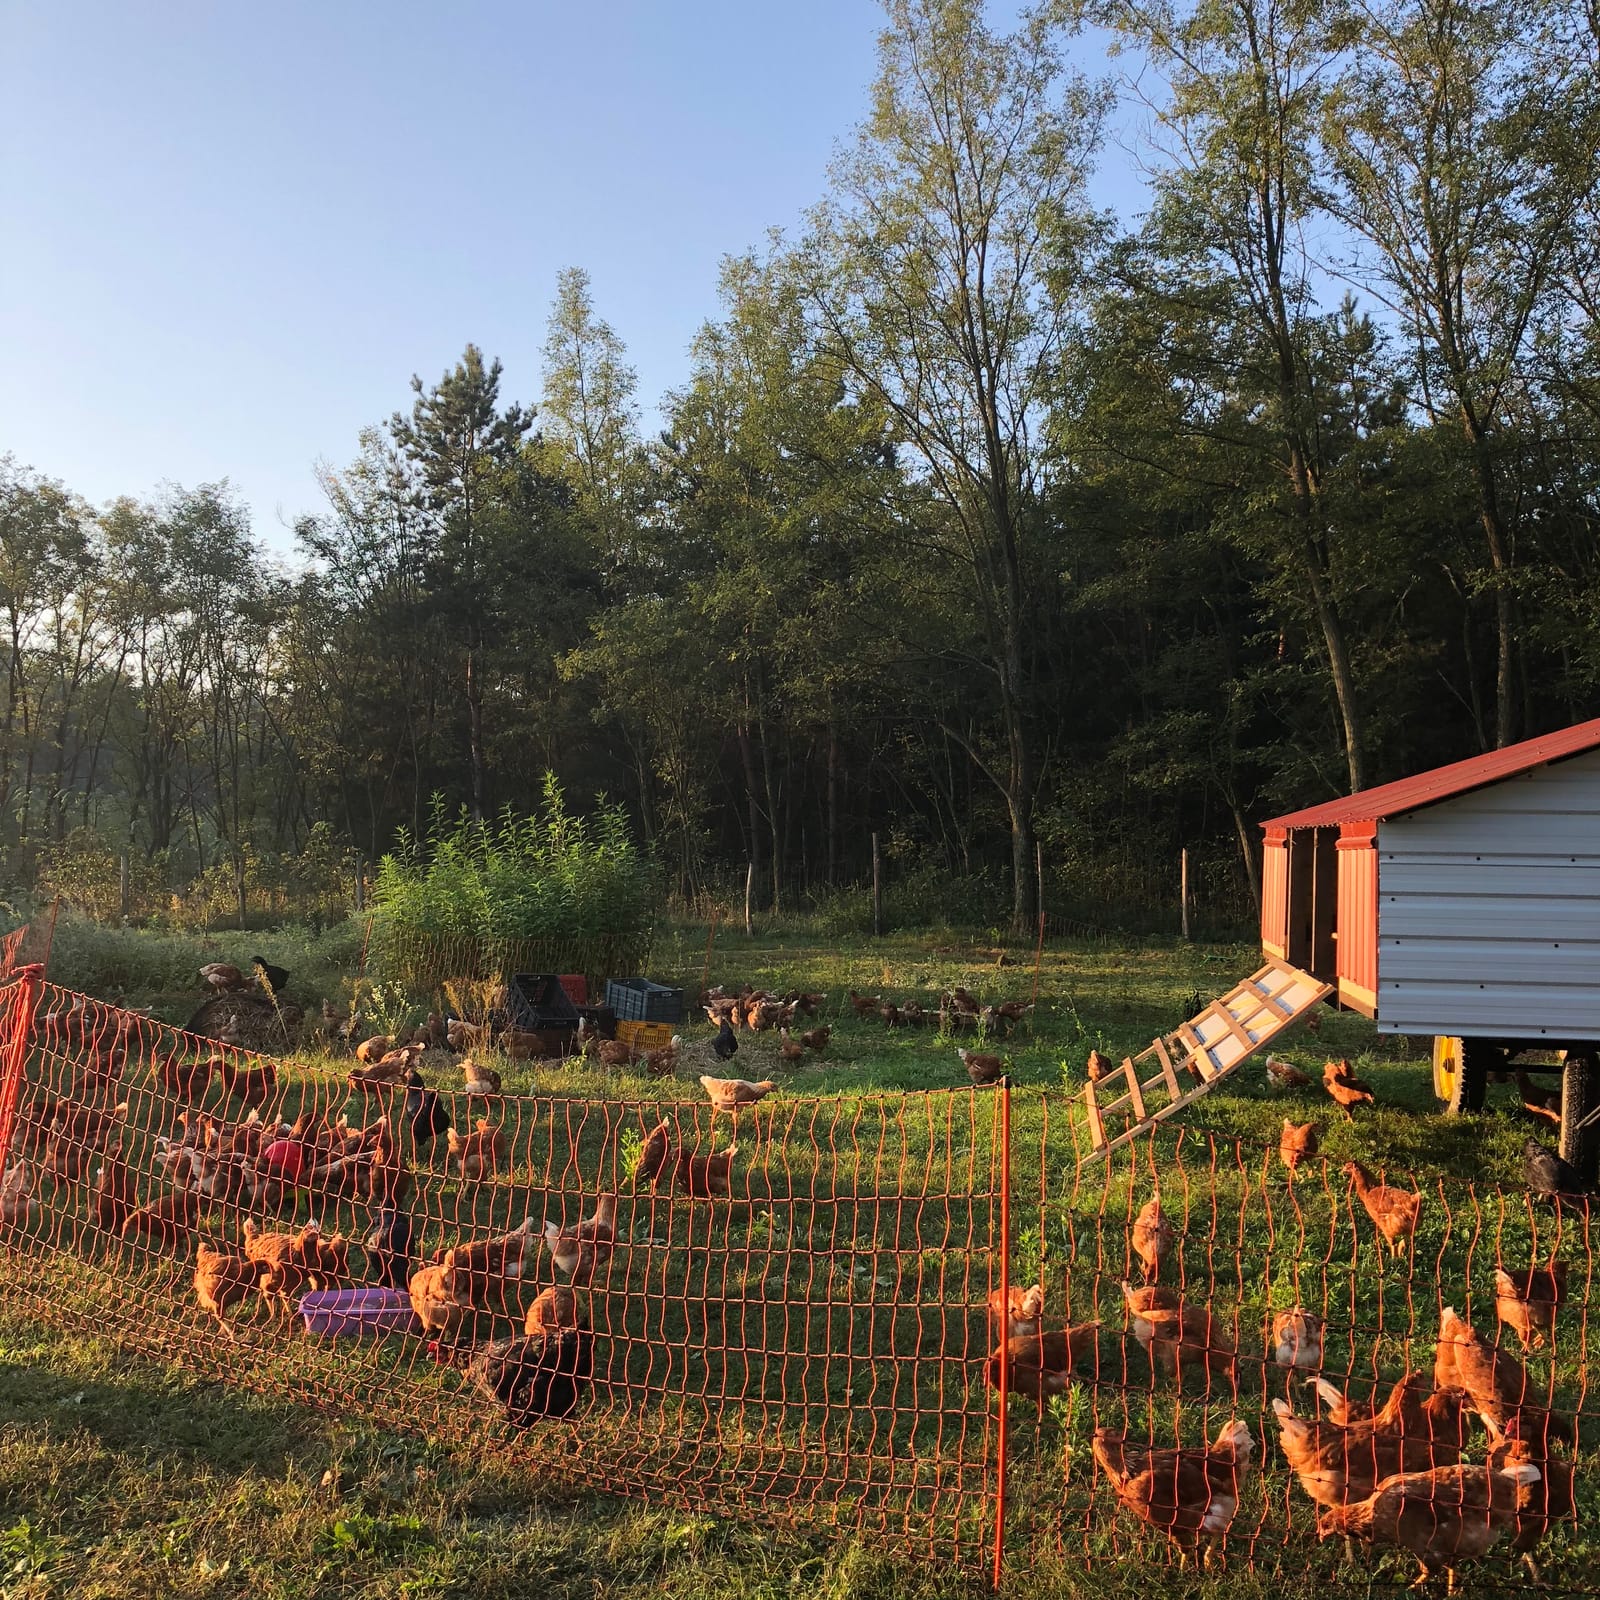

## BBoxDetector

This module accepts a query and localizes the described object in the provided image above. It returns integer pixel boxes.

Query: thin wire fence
[0,971,1000,1558]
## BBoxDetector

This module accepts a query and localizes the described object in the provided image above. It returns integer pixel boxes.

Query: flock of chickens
[0,968,1055,1437]
[1261,1051,1591,1202]
[1019,1045,1584,1587]
[1018,1235,1577,1586]
[1,962,1589,1587]
[5,970,834,1428]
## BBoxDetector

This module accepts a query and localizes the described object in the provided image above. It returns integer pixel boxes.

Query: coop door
[1287,826,1339,983]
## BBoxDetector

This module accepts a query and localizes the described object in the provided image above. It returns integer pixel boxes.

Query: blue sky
[0,2,1148,550]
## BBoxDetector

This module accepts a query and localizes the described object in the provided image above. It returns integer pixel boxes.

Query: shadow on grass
[0,1332,320,1476]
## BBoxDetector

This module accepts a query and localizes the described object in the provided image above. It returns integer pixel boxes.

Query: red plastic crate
[557,973,587,1005]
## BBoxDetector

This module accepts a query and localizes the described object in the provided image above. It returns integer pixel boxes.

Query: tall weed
[370,777,657,991]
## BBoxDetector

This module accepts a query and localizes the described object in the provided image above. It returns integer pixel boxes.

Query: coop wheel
[1559,1049,1600,1184]
[1432,1037,1461,1104]
[1434,1036,1487,1115]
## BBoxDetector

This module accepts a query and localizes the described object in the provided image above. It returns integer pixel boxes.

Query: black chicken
[403,1069,450,1150]
[1525,1138,1590,1198]
[468,1328,594,1424]
[712,1017,738,1062]
[364,1205,413,1290]
[252,955,291,994]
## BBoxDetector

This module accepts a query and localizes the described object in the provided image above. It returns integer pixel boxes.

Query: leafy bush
[35,823,360,931]
[36,829,165,924]
[369,777,657,994]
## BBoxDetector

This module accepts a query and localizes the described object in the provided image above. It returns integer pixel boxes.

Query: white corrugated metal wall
[1377,747,1600,1038]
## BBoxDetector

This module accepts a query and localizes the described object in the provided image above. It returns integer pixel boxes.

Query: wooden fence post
[119,853,130,921]
[744,862,754,938]
[0,963,44,1174]
[1181,848,1191,942]
[700,905,720,1001]
[41,894,61,980]
[1034,841,1043,927]
[872,832,882,939]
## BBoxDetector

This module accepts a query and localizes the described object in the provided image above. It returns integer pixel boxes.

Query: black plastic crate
[506,973,581,1032]
[604,978,683,1024]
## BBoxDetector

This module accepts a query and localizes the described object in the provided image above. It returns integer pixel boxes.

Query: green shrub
[34,823,359,932]
[36,829,165,923]
[369,777,657,994]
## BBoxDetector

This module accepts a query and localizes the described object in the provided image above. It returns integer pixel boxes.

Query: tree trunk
[759,720,781,915]
[1008,789,1036,936]
[737,720,765,912]
[1299,537,1366,792]
[996,512,1037,936]
[1002,671,1036,935]
[1229,796,1262,917]
[465,642,486,820]
[826,722,839,888]
[1283,380,1364,788]
[1262,179,1365,791]
[1463,418,1515,747]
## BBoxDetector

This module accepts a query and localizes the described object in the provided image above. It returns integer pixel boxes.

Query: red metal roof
[1263,717,1600,830]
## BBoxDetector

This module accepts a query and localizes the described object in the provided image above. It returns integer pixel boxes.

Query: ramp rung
[1207,999,1258,1055]
[1082,1080,1106,1151]
[1124,1059,1146,1121]
[1251,981,1293,1020]
[1150,1037,1181,1098]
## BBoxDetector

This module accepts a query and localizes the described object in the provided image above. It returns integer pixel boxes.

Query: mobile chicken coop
[1079,717,1600,1171]
[1261,717,1600,1167]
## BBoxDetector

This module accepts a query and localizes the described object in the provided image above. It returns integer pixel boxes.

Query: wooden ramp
[1081,959,1332,1161]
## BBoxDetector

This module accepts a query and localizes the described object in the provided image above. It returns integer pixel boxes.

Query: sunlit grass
[0,922,1589,1596]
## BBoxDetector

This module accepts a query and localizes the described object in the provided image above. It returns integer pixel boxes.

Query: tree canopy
[6,0,1600,934]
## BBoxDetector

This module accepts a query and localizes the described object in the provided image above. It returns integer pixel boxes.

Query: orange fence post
[992,1078,1011,1591]
[0,963,44,1170]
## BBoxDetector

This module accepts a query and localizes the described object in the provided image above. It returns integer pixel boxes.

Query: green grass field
[0,922,1592,1598]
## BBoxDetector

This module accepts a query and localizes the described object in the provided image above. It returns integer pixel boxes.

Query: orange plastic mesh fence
[0,927,24,982]
[0,921,48,986]
[4,962,1597,1592]
[997,1103,1593,1593]
[0,973,1001,1561]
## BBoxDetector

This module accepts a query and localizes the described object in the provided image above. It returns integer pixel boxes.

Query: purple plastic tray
[298,1287,419,1338]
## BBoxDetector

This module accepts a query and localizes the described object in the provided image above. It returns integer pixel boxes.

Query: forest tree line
[3,0,1598,934]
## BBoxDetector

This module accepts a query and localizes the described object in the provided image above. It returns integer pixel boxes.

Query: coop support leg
[1559,1049,1599,1186]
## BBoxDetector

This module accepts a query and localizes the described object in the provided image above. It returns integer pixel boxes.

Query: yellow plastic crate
[616,1020,675,1050]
